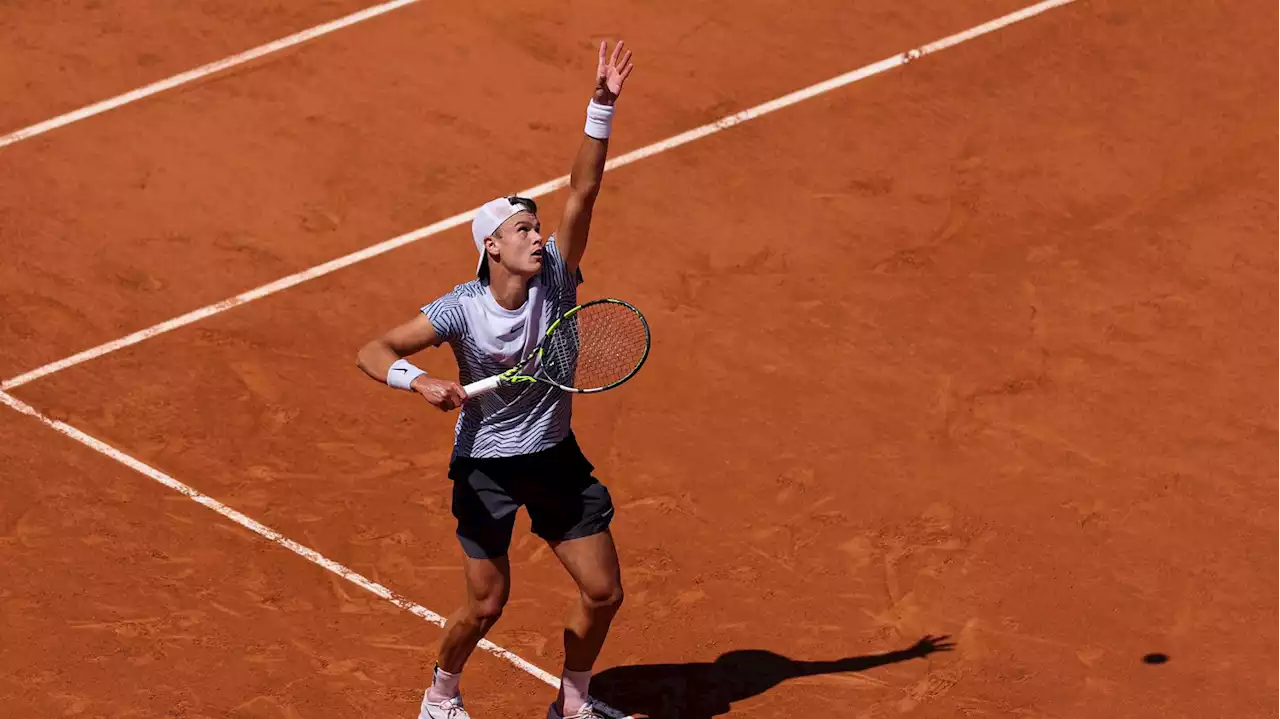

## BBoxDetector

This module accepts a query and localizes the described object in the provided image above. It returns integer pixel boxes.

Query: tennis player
[356,41,636,719]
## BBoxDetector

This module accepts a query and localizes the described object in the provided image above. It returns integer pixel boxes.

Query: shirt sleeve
[544,236,584,291]
[421,290,467,344]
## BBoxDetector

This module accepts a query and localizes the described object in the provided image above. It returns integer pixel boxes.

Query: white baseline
[0,389,636,719]
[0,0,422,150]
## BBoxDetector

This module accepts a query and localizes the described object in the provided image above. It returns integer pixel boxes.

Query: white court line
[0,390,635,719]
[0,0,1075,391]
[0,0,422,150]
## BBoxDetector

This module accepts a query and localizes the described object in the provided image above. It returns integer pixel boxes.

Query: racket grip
[462,375,502,399]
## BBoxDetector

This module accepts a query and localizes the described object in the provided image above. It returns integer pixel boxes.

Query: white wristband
[584,100,614,139]
[387,358,426,391]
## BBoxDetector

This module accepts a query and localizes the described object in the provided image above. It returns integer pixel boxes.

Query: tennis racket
[462,298,651,399]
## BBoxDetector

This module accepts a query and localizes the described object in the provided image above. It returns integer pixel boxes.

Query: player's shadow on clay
[592,634,954,719]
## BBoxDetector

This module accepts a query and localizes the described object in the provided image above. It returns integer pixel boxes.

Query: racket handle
[462,375,502,399]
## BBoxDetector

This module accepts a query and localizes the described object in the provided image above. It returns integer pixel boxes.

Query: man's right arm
[357,314,467,411]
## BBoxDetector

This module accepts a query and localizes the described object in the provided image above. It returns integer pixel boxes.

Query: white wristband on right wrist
[584,99,614,139]
[387,358,426,391]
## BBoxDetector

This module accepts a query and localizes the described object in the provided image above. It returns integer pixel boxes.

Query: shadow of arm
[790,634,956,677]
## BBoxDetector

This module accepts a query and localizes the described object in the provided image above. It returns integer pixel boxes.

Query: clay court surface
[1,1,1276,717]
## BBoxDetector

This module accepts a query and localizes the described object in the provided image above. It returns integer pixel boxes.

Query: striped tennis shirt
[422,238,581,459]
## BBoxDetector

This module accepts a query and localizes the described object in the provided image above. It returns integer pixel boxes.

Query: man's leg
[554,530,624,670]
[436,552,511,674]
[523,436,620,716]
[425,463,519,710]
[550,530,624,715]
[420,553,509,718]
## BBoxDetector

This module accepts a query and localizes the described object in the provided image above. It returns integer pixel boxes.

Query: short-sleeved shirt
[422,237,582,459]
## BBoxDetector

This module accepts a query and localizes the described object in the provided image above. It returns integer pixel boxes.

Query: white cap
[471,196,537,279]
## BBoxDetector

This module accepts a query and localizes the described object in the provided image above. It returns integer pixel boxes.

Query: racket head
[535,298,651,393]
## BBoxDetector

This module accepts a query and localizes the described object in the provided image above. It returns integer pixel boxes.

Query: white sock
[561,668,591,715]
[427,666,461,702]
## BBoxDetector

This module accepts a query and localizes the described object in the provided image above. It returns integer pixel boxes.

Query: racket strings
[542,302,648,390]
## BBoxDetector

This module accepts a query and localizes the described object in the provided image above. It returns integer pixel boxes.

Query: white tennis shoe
[547,699,608,719]
[419,693,471,719]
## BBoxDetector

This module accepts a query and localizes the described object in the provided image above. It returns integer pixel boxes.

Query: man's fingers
[620,62,635,81]
[609,40,624,67]
[448,383,467,404]
[437,391,460,411]
[619,50,632,69]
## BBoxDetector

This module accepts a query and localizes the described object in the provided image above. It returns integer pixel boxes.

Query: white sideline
[0,0,422,149]
[0,389,635,719]
[0,0,1075,391]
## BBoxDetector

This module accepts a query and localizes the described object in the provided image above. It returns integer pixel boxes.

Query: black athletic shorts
[447,433,615,559]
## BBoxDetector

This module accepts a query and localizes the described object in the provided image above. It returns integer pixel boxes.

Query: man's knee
[469,592,507,624]
[462,547,511,625]
[582,581,624,612]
